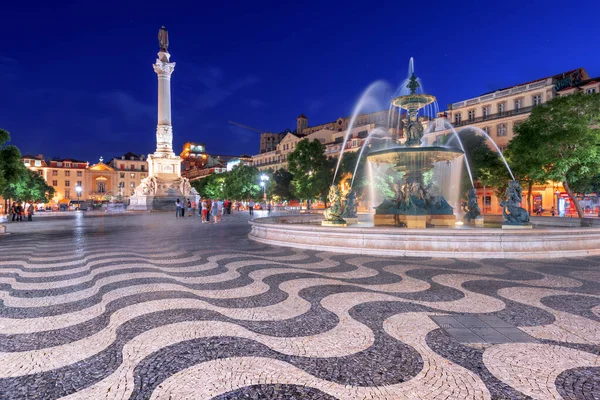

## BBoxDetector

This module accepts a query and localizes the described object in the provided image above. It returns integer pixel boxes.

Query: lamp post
[260,174,269,201]
[75,185,82,210]
[555,189,561,217]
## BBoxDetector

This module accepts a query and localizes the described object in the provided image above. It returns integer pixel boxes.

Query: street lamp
[75,185,82,210]
[555,189,561,217]
[260,174,269,201]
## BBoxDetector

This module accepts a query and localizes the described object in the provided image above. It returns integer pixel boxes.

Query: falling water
[458,126,515,180]
[333,81,388,183]
[368,161,375,212]
[351,127,390,187]
[442,120,475,188]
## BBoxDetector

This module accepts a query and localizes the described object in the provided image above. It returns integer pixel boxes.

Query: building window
[514,98,522,110]
[454,113,462,124]
[482,126,490,134]
[65,162,71,167]
[120,173,125,179]
[65,170,71,177]
[484,196,492,212]
[352,139,358,147]
[587,88,597,94]
[141,173,146,178]
[77,181,82,187]
[97,182,106,193]
[141,165,145,172]
[52,180,57,186]
[130,173,135,179]
[120,164,125,171]
[532,94,542,106]
[77,171,82,177]
[497,124,507,137]
[498,102,505,113]
[119,182,124,188]
[482,106,490,117]
[52,170,58,176]
[65,189,70,199]
[130,182,135,188]
[468,110,475,120]
[130,165,135,171]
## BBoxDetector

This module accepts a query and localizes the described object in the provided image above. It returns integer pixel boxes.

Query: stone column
[153,51,176,157]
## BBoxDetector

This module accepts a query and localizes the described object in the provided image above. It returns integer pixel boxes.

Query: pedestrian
[551,206,556,217]
[27,202,34,221]
[175,199,181,218]
[16,202,23,222]
[267,203,272,215]
[211,199,219,224]
[249,200,254,216]
[187,198,192,217]
[206,199,212,223]
[201,199,208,223]
[217,199,224,222]
[10,202,16,222]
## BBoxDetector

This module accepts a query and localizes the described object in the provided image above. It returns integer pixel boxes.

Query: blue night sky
[1,0,599,163]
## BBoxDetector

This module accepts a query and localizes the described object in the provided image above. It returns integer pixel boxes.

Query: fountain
[366,73,463,228]
[248,59,600,258]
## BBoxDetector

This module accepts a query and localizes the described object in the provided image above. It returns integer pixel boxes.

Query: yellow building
[47,158,89,203]
[109,153,149,198]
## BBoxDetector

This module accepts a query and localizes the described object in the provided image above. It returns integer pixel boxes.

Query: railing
[451,78,550,109]
[452,106,534,127]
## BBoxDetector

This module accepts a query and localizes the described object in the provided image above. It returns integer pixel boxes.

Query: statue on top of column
[158,26,169,51]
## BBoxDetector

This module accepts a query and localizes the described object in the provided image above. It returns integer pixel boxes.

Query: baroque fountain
[249,60,600,258]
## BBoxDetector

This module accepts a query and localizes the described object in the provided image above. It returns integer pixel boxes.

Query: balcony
[452,106,534,127]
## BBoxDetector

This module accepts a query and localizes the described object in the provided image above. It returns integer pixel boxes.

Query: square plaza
[0,211,598,399]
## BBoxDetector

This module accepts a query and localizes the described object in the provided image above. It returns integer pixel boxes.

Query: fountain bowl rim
[367,145,464,160]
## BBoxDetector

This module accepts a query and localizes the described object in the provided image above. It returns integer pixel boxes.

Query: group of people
[9,201,35,222]
[175,198,233,224]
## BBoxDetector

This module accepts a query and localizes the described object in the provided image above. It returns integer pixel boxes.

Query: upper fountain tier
[391,73,436,114]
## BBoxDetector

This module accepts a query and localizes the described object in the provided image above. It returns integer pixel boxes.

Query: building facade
[47,158,88,202]
[109,152,149,197]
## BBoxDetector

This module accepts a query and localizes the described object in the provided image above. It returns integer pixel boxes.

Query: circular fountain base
[249,216,600,259]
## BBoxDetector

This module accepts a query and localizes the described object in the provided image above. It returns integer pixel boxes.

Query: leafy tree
[0,129,23,196]
[444,130,509,197]
[223,165,262,201]
[509,93,600,218]
[190,173,226,199]
[334,151,368,197]
[269,168,295,201]
[288,139,331,207]
[4,167,55,202]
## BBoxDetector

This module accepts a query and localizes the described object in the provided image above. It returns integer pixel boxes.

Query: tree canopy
[508,93,600,217]
[4,167,55,202]
[268,168,295,201]
[0,129,23,196]
[287,139,332,205]
[223,165,262,200]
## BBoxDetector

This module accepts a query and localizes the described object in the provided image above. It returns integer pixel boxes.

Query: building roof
[51,158,87,163]
[298,113,308,119]
[21,154,45,160]
[557,76,600,92]
[479,68,585,97]
[89,162,115,171]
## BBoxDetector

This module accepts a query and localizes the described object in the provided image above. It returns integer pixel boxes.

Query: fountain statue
[367,71,463,228]
[501,180,531,228]
[462,189,481,223]
[342,190,358,224]
[322,185,346,226]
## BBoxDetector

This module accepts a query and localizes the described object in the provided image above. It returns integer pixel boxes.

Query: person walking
[267,203,272,215]
[175,199,181,218]
[217,199,224,222]
[186,199,192,217]
[27,202,34,221]
[16,202,23,222]
[206,199,212,223]
[211,199,219,224]
[248,200,254,216]
[10,202,17,222]
[201,199,208,223]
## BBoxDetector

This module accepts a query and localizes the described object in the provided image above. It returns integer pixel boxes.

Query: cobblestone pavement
[0,211,599,399]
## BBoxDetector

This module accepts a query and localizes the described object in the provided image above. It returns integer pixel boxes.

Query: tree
[0,129,23,196]
[509,93,600,218]
[4,167,55,202]
[190,173,226,199]
[269,168,295,201]
[287,139,331,207]
[223,165,262,200]
[444,130,509,197]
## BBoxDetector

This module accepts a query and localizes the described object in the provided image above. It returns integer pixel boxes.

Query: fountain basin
[249,215,600,259]
[367,146,464,172]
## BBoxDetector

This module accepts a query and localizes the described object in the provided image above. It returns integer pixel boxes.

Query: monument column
[153,27,176,158]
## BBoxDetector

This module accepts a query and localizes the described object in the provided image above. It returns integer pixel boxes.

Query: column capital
[153,60,176,78]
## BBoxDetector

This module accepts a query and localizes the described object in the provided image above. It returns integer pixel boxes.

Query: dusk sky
[2,0,599,163]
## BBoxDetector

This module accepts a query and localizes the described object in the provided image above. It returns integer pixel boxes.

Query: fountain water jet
[458,126,516,180]
[350,127,391,188]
